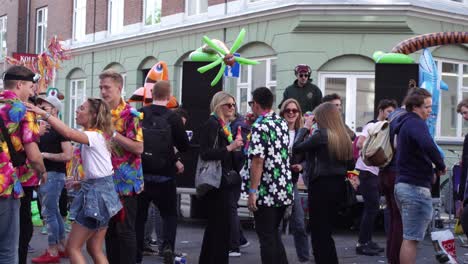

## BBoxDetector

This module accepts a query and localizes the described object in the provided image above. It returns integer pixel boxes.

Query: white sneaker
[229,250,241,257]
[240,241,250,248]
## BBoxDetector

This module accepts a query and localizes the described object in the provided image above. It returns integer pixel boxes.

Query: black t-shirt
[38,128,68,173]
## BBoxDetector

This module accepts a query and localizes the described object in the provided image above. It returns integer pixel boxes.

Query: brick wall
[124,0,142,26]
[162,0,184,16]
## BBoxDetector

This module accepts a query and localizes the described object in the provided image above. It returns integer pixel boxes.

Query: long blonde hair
[87,98,114,137]
[280,98,303,130]
[314,102,352,161]
[210,91,236,121]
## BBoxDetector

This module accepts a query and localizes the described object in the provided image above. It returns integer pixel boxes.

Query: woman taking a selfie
[27,98,122,264]
[293,102,354,264]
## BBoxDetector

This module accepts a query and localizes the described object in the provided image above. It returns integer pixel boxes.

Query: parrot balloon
[128,61,169,106]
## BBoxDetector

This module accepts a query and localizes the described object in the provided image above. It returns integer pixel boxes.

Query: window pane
[38,10,43,23]
[251,62,266,90]
[37,26,43,52]
[464,65,468,87]
[269,86,276,108]
[239,87,248,114]
[356,78,375,132]
[463,92,468,137]
[240,65,248,83]
[270,59,276,81]
[440,67,458,137]
[442,62,458,74]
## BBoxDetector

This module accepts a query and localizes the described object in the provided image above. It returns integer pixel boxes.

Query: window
[36,7,48,54]
[186,0,208,16]
[69,79,86,129]
[121,73,127,99]
[0,16,6,58]
[73,0,86,41]
[319,73,375,133]
[237,57,276,114]
[144,0,161,25]
[437,60,468,140]
[108,0,124,34]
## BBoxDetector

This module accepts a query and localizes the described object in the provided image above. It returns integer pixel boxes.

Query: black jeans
[358,170,380,244]
[199,187,231,264]
[254,205,288,264]
[136,180,178,263]
[229,183,247,250]
[105,195,138,264]
[19,187,34,264]
[309,176,345,264]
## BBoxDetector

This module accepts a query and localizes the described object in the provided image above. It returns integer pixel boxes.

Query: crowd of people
[0,62,465,264]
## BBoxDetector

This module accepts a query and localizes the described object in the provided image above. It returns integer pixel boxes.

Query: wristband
[112,130,117,139]
[249,188,257,194]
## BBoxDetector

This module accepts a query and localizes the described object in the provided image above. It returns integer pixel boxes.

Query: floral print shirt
[241,111,294,207]
[0,90,40,198]
[110,99,144,196]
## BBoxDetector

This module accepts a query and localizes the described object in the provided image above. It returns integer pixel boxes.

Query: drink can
[174,256,186,264]
[186,130,193,142]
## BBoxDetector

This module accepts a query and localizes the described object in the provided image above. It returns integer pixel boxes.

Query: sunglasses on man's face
[248,101,254,107]
[299,74,309,78]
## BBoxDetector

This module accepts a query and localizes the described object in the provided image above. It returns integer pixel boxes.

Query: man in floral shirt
[0,66,46,263]
[241,87,293,264]
[99,70,144,264]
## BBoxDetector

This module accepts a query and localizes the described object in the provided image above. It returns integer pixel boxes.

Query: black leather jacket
[293,128,354,183]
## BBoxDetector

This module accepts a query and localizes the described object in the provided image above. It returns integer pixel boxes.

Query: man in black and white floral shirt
[241,87,293,264]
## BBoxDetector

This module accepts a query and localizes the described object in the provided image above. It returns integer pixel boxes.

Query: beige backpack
[361,121,393,168]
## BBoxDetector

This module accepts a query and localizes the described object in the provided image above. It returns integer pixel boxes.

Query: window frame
[143,0,162,26]
[73,0,86,41]
[435,58,467,142]
[108,0,124,35]
[185,0,208,17]
[69,78,86,129]
[0,16,7,58]
[35,7,48,54]
[236,56,277,115]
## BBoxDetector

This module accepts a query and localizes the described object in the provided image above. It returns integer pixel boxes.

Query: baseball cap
[294,64,311,75]
[37,95,63,113]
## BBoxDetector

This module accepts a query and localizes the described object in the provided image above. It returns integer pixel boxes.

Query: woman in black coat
[198,91,243,264]
[293,102,354,264]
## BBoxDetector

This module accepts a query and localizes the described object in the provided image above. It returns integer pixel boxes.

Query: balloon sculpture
[189,28,260,86]
[128,61,169,106]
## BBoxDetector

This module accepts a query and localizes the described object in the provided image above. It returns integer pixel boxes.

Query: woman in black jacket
[293,102,354,264]
[198,91,243,264]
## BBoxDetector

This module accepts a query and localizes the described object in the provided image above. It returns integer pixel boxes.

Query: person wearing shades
[279,64,322,113]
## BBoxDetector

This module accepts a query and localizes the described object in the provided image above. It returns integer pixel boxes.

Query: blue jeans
[290,186,310,261]
[0,197,20,263]
[395,182,432,241]
[39,171,66,245]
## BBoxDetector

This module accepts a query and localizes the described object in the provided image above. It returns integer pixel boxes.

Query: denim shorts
[394,182,433,241]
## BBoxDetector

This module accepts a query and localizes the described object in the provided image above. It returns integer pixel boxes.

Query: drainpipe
[91,0,97,96]
[26,0,31,52]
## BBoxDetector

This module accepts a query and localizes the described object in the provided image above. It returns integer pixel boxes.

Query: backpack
[141,107,173,174]
[361,121,393,167]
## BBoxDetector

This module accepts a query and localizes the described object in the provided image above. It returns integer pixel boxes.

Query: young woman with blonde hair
[293,102,354,264]
[27,98,122,264]
[198,91,243,264]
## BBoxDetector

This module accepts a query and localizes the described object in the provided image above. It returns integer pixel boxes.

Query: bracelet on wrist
[249,188,258,194]
[112,130,117,139]
[43,112,51,121]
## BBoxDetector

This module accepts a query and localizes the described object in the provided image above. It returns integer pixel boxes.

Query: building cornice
[69,3,468,55]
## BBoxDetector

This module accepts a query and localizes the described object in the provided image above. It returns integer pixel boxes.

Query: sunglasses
[223,103,236,109]
[299,74,309,78]
[40,106,51,111]
[284,108,299,114]
[248,101,254,107]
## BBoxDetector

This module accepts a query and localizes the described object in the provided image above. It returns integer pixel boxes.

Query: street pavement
[28,219,468,264]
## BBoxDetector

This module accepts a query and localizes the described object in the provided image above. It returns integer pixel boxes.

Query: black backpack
[141,106,173,174]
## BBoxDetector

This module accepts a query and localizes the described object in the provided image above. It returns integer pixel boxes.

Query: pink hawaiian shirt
[0,90,40,198]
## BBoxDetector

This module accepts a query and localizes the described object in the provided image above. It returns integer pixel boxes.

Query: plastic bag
[431,230,457,264]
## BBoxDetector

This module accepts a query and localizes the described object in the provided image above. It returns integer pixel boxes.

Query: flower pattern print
[110,99,144,196]
[0,90,40,198]
[241,111,293,207]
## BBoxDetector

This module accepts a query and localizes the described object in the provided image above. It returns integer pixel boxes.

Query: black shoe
[367,241,384,253]
[149,239,159,247]
[162,246,174,264]
[356,243,380,256]
[435,252,450,263]
[143,246,159,256]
